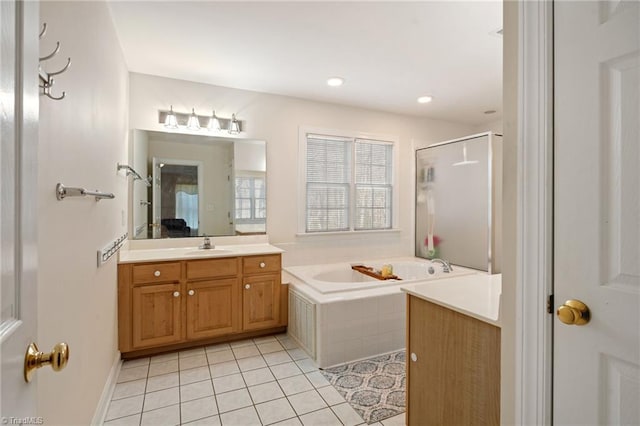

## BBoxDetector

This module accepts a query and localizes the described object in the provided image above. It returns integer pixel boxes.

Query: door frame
[512,0,554,424]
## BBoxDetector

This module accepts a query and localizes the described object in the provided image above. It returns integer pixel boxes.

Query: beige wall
[38,2,129,425]
[474,118,504,135]
[501,1,519,424]
[129,73,477,265]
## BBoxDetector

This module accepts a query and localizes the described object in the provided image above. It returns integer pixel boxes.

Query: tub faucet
[200,235,213,250]
[431,258,453,273]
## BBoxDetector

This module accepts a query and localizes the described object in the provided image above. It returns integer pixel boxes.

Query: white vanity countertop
[401,273,502,327]
[118,243,284,264]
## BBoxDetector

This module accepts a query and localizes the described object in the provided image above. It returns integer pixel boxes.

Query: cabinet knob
[173,291,180,298]
[154,270,161,277]
[410,352,418,362]
[188,290,195,296]
[245,284,251,290]
[259,262,266,268]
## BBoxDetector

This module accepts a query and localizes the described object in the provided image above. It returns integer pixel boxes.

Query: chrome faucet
[431,258,453,273]
[199,235,213,250]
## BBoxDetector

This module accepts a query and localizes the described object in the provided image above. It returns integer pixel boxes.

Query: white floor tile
[116,366,148,383]
[181,380,214,402]
[210,360,240,378]
[140,404,180,426]
[255,397,297,425]
[146,372,179,393]
[207,349,235,365]
[277,375,314,396]
[278,338,299,350]
[148,359,178,377]
[230,339,255,349]
[294,358,317,373]
[143,387,179,412]
[150,352,179,364]
[103,413,141,426]
[181,396,218,424]
[286,348,309,361]
[305,371,330,389]
[232,345,260,359]
[317,385,345,406]
[180,354,208,370]
[122,357,150,370]
[253,335,278,344]
[287,389,328,415]
[212,373,246,394]
[258,341,284,354]
[180,366,211,385]
[237,355,267,372]
[112,378,146,400]
[180,347,206,359]
[219,406,261,425]
[381,413,406,426]
[299,407,341,425]
[216,388,253,413]
[105,395,144,421]
[206,342,231,353]
[183,415,221,426]
[270,362,303,380]
[248,381,285,404]
[331,402,365,426]
[263,351,293,366]
[242,367,276,387]
[271,417,303,426]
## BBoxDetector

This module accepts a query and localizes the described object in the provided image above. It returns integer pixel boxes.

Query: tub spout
[431,258,453,273]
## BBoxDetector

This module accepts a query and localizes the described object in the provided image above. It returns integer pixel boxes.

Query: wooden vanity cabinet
[118,254,286,356]
[406,294,500,426]
[242,254,282,330]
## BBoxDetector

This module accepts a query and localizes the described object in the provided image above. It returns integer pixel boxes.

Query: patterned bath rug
[321,351,406,424]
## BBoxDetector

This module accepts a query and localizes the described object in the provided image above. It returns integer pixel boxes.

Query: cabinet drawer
[243,254,281,275]
[187,257,239,280]
[132,262,181,284]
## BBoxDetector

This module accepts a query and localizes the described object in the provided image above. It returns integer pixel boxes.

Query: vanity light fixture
[417,96,433,104]
[186,108,201,131]
[158,107,243,134]
[208,110,221,132]
[228,114,240,134]
[164,105,179,129]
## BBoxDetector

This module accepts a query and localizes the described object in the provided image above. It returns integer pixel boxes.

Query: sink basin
[183,249,233,256]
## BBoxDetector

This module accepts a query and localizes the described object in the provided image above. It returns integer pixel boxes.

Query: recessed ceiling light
[417,96,433,104]
[327,77,344,87]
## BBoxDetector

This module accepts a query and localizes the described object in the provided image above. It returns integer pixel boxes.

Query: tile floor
[103,334,406,426]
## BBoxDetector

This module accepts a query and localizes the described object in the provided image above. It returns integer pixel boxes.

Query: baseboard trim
[91,351,122,425]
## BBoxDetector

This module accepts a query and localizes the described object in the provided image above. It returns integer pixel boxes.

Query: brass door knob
[557,299,590,325]
[24,342,69,382]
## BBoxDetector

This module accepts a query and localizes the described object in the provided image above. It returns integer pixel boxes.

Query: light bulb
[228,114,240,134]
[186,108,201,131]
[208,110,221,132]
[164,105,178,129]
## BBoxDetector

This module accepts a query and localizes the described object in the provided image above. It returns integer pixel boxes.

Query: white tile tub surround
[284,257,481,368]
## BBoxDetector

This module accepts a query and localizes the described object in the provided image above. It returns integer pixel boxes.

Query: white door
[1,0,39,418]
[554,1,640,424]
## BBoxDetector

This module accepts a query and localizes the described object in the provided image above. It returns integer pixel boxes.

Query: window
[303,132,395,233]
[235,176,266,223]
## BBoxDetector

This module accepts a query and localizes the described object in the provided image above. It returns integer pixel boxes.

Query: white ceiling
[108,1,503,125]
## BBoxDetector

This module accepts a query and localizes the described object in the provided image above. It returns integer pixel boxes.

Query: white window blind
[304,133,394,233]
[235,176,266,223]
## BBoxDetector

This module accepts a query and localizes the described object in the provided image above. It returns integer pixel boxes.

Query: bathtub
[282,257,479,368]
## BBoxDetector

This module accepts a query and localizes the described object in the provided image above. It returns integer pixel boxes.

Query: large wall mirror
[131,130,266,239]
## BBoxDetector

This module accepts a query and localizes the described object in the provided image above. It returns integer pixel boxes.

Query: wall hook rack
[39,22,71,101]
[56,183,115,201]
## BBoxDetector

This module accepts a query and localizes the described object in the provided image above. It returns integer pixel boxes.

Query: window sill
[295,228,402,238]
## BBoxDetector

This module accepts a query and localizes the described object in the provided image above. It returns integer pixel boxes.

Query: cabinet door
[242,274,280,331]
[132,283,182,349]
[407,295,500,426]
[186,278,240,340]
